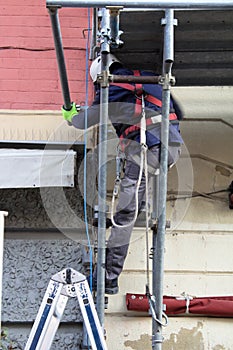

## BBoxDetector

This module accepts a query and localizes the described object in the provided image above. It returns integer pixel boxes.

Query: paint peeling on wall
[163,322,205,350]
[122,321,231,350]
[124,333,151,350]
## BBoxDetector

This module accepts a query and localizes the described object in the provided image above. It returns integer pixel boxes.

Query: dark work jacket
[72,66,184,148]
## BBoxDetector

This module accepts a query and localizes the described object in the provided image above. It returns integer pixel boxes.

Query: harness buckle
[150,114,162,124]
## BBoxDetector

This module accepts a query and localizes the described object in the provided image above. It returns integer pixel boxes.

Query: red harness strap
[120,112,177,140]
[133,70,143,117]
[145,94,162,108]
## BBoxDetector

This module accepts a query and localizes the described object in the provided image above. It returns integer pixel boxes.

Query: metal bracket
[106,6,124,14]
[100,26,111,39]
[159,73,176,89]
[93,205,112,228]
[152,334,164,346]
[52,268,86,284]
[150,219,171,232]
[161,17,178,27]
[62,284,77,298]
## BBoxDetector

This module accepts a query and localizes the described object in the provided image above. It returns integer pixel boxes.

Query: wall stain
[124,333,151,350]
[124,322,230,350]
[124,323,205,350]
[215,165,231,177]
[163,322,204,350]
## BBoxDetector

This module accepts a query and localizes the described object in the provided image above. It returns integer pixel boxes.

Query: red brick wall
[0,1,93,110]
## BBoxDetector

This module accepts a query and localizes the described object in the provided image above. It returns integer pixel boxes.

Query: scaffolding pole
[96,8,110,327]
[152,10,176,350]
[46,0,233,10]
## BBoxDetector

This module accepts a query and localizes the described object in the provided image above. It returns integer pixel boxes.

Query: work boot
[87,276,119,295]
[105,278,119,295]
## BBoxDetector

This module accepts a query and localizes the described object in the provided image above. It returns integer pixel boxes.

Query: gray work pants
[105,142,181,280]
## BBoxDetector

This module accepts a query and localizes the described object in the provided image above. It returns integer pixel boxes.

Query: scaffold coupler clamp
[93,204,112,229]
[159,73,176,90]
[97,70,110,88]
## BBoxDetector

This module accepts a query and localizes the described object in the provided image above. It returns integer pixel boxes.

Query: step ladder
[25,268,108,350]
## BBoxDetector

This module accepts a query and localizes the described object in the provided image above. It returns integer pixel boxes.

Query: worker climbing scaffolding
[27,1,233,349]
[62,54,184,295]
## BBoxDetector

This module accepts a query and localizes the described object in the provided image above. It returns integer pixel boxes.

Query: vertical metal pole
[153,9,175,350]
[151,174,159,345]
[108,6,123,48]
[96,8,110,326]
[48,7,72,110]
[0,211,8,336]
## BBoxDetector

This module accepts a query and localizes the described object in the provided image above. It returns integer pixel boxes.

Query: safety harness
[110,70,178,141]
[111,70,178,229]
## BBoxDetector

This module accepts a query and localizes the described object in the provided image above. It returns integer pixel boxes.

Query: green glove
[62,102,79,123]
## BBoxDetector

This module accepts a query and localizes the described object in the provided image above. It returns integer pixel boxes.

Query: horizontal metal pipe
[46,0,233,10]
[48,8,71,110]
[110,75,161,84]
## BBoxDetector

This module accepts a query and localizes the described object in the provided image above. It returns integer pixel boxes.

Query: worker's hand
[62,102,80,123]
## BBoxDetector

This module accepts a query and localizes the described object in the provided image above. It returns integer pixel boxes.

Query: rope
[110,144,145,229]
[110,94,148,229]
[139,94,150,288]
[147,290,169,327]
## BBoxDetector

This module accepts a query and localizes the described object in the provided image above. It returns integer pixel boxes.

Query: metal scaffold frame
[47,0,233,9]
[46,1,233,349]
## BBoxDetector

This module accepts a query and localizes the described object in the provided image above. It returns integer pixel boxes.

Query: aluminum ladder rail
[24,268,108,350]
